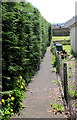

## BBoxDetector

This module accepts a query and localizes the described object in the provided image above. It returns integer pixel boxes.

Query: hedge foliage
[2,2,52,118]
[2,2,52,91]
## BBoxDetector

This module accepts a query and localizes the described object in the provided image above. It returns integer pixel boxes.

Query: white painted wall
[70,25,77,53]
[75,25,77,53]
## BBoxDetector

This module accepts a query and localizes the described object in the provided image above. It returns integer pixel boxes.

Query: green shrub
[1,76,26,119]
[2,2,52,88]
[2,2,52,119]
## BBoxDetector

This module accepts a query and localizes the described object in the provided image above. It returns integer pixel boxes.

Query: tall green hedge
[2,2,52,91]
[2,2,52,118]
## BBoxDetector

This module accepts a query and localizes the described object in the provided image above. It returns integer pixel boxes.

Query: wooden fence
[53,47,69,105]
[54,48,77,119]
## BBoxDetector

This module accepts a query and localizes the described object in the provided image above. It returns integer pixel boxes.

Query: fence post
[63,63,68,105]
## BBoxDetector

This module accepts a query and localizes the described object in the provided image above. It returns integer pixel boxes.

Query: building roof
[64,15,77,28]
[52,23,64,29]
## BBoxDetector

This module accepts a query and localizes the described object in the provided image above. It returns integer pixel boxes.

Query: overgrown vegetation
[51,103,64,114]
[2,2,52,119]
[63,45,71,55]
[51,41,77,105]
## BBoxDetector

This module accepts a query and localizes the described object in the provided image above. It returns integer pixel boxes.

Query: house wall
[75,25,77,53]
[70,25,77,53]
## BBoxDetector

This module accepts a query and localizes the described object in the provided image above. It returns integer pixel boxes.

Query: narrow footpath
[12,47,67,119]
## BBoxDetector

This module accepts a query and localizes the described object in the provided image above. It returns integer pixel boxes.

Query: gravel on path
[11,47,67,119]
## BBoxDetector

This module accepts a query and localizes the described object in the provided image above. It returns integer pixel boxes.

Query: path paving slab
[11,47,67,119]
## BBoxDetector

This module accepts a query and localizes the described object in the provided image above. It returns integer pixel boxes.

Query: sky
[27,0,77,24]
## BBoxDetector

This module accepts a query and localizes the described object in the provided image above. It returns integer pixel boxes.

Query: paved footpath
[12,47,67,119]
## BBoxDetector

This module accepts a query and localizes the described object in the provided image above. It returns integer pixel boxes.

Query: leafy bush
[2,2,52,89]
[2,2,52,119]
[51,56,57,67]
[1,76,26,119]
